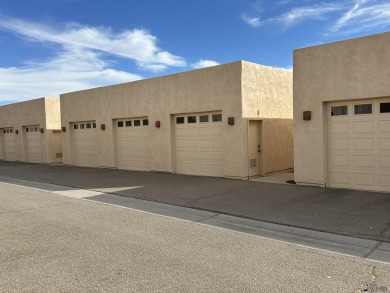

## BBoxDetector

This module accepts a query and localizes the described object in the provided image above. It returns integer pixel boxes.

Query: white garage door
[2,128,15,161]
[116,118,150,171]
[175,112,223,177]
[72,122,97,167]
[25,126,41,163]
[328,99,390,192]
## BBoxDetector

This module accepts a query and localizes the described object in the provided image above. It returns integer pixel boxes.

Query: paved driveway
[0,161,389,242]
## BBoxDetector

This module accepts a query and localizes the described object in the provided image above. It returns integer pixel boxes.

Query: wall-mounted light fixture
[155,121,161,128]
[15,130,19,135]
[228,117,235,125]
[303,111,312,121]
[101,124,105,130]
[40,128,44,133]
[61,126,66,132]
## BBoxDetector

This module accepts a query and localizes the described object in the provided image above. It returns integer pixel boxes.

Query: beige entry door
[248,120,262,177]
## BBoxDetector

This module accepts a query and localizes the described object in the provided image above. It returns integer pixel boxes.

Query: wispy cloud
[0,49,141,102]
[0,14,189,102]
[242,0,390,35]
[277,3,344,27]
[327,1,390,35]
[241,14,262,28]
[191,59,220,69]
[0,14,186,69]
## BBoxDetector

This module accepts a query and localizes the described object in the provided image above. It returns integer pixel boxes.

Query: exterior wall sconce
[15,130,19,135]
[61,126,66,132]
[155,121,161,128]
[40,128,44,133]
[303,111,312,121]
[101,124,105,130]
[228,117,235,125]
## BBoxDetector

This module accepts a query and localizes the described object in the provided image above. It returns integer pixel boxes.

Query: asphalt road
[0,161,389,243]
[1,182,389,292]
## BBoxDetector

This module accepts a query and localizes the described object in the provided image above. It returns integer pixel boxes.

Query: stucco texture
[0,97,61,163]
[61,61,293,178]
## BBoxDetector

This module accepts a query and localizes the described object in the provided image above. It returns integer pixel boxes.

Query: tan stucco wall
[61,61,246,177]
[263,119,294,174]
[61,60,294,178]
[293,32,390,186]
[0,97,61,163]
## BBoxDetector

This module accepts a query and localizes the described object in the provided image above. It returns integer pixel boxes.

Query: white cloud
[241,14,262,28]
[0,49,142,102]
[191,59,220,69]
[328,1,390,34]
[278,3,344,26]
[0,15,186,69]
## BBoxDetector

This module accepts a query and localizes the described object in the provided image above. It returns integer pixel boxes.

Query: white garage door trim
[327,98,390,192]
[72,121,97,167]
[174,112,223,177]
[115,117,150,171]
[2,128,15,161]
[24,126,41,163]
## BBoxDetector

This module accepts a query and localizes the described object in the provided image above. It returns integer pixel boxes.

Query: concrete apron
[0,176,388,265]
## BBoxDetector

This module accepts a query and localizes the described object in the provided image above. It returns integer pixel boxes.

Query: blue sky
[0,0,389,105]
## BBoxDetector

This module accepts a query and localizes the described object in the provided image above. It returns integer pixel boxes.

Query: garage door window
[126,121,132,127]
[380,102,390,113]
[74,124,78,130]
[143,119,149,126]
[212,114,222,122]
[188,116,196,123]
[117,121,124,127]
[86,123,92,129]
[134,120,141,126]
[354,104,372,115]
[331,105,348,116]
[200,115,209,122]
[176,117,184,124]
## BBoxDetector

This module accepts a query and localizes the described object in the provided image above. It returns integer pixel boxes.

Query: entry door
[248,120,262,177]
[3,129,15,161]
[25,126,41,163]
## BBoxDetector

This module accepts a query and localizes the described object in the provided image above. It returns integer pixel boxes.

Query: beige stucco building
[294,32,390,192]
[60,61,293,179]
[0,97,62,164]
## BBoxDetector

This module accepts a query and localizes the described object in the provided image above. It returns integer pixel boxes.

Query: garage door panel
[379,175,390,188]
[353,155,375,168]
[200,151,211,160]
[353,138,374,151]
[378,138,390,151]
[353,173,375,186]
[378,120,390,134]
[378,156,390,169]
[3,131,15,161]
[353,121,374,134]
[329,122,348,135]
[330,171,350,185]
[329,154,349,167]
[329,138,349,151]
